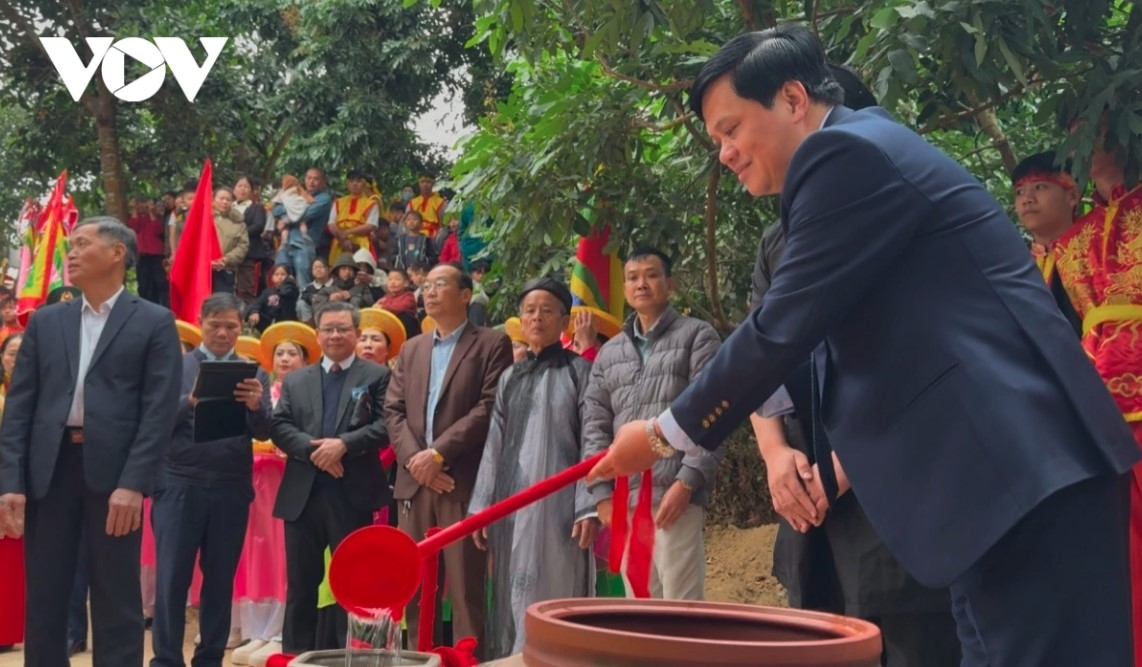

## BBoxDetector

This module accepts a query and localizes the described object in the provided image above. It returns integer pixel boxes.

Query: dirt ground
[0,524,784,666]
[703,523,786,607]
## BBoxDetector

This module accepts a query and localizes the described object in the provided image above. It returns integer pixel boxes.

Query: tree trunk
[965,91,1018,174]
[92,83,127,221]
[704,161,731,333]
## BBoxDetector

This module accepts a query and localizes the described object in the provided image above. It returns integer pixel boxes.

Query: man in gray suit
[0,216,183,667]
[270,301,390,654]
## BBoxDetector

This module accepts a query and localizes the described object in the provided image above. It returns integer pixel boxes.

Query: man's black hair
[442,262,473,291]
[625,246,674,277]
[1011,151,1073,185]
[689,23,843,121]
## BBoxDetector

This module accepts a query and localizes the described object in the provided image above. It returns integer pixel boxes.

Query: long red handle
[418,527,441,653]
[417,451,606,558]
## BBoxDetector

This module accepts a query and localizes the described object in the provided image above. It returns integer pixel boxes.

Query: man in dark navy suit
[0,216,183,667]
[589,24,1140,666]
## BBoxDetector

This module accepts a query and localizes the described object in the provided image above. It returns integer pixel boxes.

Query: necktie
[329,363,342,374]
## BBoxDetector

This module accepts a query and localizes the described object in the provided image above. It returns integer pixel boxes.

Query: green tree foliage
[0,0,484,232]
[441,0,1139,525]
[447,0,1140,331]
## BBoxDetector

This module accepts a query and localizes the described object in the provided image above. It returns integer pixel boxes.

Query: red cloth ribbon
[607,470,656,598]
[1014,172,1077,192]
[428,637,480,667]
[264,655,294,667]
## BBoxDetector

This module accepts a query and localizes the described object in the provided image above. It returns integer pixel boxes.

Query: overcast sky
[412,85,470,159]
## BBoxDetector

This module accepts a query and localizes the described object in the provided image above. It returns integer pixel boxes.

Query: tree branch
[965,90,1017,174]
[668,95,714,152]
[632,112,695,132]
[737,0,760,31]
[918,74,1055,134]
[596,55,691,93]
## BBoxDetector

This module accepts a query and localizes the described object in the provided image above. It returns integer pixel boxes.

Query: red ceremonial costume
[0,534,24,646]
[1054,183,1142,665]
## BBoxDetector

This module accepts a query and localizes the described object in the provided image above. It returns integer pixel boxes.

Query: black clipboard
[191,361,259,442]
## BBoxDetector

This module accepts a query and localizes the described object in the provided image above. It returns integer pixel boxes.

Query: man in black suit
[590,25,1140,666]
[0,216,183,667]
[150,292,271,667]
[271,301,390,654]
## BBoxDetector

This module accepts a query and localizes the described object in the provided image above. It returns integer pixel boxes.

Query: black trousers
[281,476,373,654]
[23,438,144,667]
[136,254,169,306]
[950,474,1133,666]
[150,477,251,667]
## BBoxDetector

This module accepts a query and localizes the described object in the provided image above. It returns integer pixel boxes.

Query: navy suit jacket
[671,106,1139,586]
[0,292,183,498]
[270,358,391,522]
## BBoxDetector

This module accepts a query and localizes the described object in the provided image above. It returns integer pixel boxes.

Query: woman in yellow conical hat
[356,307,407,370]
[176,320,202,353]
[234,335,268,370]
[563,305,623,361]
[503,316,529,363]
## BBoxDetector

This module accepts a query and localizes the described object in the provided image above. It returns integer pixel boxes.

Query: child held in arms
[271,174,313,247]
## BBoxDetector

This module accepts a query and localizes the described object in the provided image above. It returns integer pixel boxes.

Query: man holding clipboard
[150,293,271,667]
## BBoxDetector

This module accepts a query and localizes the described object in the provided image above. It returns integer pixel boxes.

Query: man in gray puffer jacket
[582,247,723,600]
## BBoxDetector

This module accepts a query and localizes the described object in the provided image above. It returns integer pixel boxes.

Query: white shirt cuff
[757,385,795,418]
[657,409,704,457]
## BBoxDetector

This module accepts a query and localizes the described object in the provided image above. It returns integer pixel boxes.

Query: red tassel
[608,476,629,574]
[428,637,480,667]
[626,469,655,598]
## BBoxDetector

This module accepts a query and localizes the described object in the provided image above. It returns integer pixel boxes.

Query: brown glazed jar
[522,598,882,667]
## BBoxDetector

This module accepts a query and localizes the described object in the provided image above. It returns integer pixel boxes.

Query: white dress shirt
[321,354,356,373]
[67,287,125,427]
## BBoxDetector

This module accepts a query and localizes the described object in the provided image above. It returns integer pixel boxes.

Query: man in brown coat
[384,262,513,657]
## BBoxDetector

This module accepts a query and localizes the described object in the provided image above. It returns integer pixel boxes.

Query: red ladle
[328,451,608,621]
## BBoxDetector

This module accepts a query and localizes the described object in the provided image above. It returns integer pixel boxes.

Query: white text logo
[40,37,228,103]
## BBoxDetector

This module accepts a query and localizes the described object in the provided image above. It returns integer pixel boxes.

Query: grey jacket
[582,306,724,508]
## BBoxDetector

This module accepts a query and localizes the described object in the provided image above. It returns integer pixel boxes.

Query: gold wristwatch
[646,420,677,458]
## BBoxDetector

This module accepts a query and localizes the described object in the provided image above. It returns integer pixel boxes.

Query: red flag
[169,159,221,322]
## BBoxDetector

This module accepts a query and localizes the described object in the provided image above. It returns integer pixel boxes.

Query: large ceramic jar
[522,598,882,667]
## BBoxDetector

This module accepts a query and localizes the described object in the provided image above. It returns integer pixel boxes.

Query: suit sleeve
[384,344,424,468]
[666,131,930,451]
[341,367,389,456]
[270,375,318,461]
[117,309,183,494]
[0,311,42,495]
[675,325,724,492]
[245,369,272,441]
[431,333,513,463]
